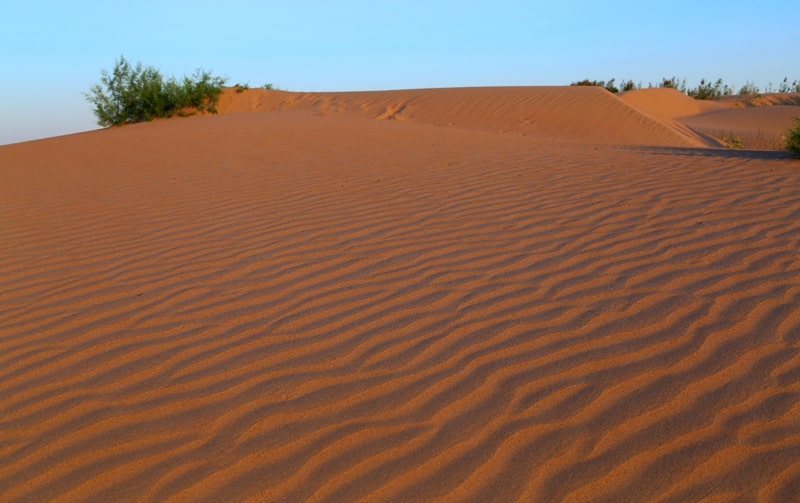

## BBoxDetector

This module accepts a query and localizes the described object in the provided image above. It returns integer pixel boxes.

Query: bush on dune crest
[572,76,800,100]
[570,78,623,93]
[687,78,733,100]
[85,56,227,127]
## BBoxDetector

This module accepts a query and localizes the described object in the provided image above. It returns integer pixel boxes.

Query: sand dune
[619,87,727,121]
[680,106,800,150]
[219,86,707,147]
[2,87,800,502]
[619,88,800,150]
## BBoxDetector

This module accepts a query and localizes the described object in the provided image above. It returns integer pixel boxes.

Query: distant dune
[218,86,707,147]
[218,85,799,150]
[2,86,799,502]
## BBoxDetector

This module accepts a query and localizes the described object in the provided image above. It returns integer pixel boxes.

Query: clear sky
[1,0,797,145]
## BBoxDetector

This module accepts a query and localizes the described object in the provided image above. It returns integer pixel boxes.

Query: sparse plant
[570,78,619,93]
[235,82,250,93]
[688,78,733,100]
[262,83,275,90]
[571,79,604,87]
[738,81,760,97]
[777,78,800,93]
[786,117,800,157]
[85,56,227,127]
[570,75,798,98]
[720,131,744,149]
[659,77,686,92]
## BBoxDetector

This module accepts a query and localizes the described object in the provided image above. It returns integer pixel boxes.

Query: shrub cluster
[85,56,227,127]
[571,76,800,98]
[688,78,733,100]
[570,78,628,94]
[786,117,800,157]
[658,77,685,91]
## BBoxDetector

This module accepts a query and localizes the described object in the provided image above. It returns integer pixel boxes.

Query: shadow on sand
[624,145,796,161]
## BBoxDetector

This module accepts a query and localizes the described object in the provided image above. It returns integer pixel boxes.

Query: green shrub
[620,80,639,92]
[658,77,686,92]
[688,78,733,100]
[786,117,800,156]
[571,79,604,87]
[235,82,250,93]
[570,78,619,93]
[85,56,227,127]
[738,81,760,97]
[778,78,800,93]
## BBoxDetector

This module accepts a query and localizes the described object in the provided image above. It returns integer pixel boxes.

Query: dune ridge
[218,86,799,150]
[2,88,800,502]
[218,86,708,147]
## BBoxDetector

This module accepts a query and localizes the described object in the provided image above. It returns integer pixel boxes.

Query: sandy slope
[2,87,800,502]
[679,106,800,150]
[618,87,727,121]
[619,88,800,149]
[218,86,707,147]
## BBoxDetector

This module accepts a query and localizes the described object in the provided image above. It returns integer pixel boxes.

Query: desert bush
[738,81,760,96]
[85,56,226,127]
[235,82,250,93]
[786,117,800,156]
[620,80,639,92]
[570,78,619,93]
[688,78,733,100]
[719,131,744,149]
[658,77,686,92]
[571,79,604,87]
[778,77,800,93]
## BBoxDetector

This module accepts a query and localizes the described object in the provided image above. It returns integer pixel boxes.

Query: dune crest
[219,86,707,147]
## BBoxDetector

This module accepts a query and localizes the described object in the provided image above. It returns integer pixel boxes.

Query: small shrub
[738,81,760,97]
[604,78,619,93]
[85,56,227,127]
[620,80,639,92]
[688,78,732,100]
[720,131,744,149]
[262,83,275,90]
[235,82,250,93]
[778,78,800,93]
[570,78,619,93]
[659,77,686,92]
[786,117,800,156]
[571,79,604,87]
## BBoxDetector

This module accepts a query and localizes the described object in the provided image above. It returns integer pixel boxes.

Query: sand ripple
[2,109,800,502]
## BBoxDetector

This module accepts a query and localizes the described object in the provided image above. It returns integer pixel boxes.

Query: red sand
[2,86,800,502]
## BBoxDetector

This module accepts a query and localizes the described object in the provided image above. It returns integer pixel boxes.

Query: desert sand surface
[680,106,800,150]
[619,89,800,150]
[2,86,800,502]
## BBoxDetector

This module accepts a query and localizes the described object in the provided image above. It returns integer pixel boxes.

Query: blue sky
[1,0,797,145]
